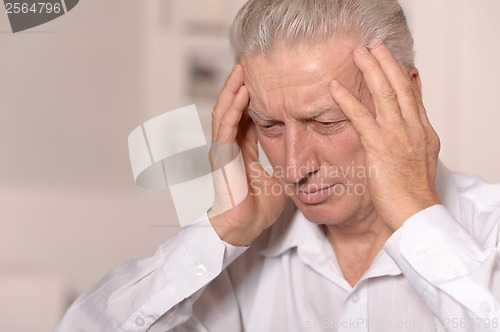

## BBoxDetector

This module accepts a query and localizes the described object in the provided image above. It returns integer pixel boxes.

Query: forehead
[241,39,361,116]
[244,38,356,74]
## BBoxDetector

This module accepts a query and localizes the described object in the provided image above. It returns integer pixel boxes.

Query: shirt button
[416,247,430,259]
[480,301,492,313]
[135,317,145,327]
[351,293,360,303]
[196,264,207,276]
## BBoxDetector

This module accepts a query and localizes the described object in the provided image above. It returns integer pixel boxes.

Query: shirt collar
[259,201,328,257]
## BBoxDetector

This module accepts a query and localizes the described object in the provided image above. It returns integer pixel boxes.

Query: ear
[408,67,423,98]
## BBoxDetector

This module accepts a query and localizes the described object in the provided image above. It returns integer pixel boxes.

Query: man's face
[241,38,378,226]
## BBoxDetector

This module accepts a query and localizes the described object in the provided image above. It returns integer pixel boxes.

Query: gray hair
[229,0,414,67]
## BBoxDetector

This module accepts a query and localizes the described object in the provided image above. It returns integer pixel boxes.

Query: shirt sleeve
[55,214,248,332]
[384,204,500,331]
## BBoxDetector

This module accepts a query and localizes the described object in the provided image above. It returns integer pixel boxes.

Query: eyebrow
[247,108,274,121]
[248,107,341,122]
[300,108,337,120]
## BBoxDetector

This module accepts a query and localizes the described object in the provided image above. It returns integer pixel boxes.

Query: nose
[284,128,320,183]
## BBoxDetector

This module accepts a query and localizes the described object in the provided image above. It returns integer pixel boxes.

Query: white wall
[0,1,179,331]
[0,0,242,330]
[401,0,500,182]
[0,0,499,331]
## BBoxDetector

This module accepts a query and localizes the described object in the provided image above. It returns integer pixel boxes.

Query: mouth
[297,184,336,205]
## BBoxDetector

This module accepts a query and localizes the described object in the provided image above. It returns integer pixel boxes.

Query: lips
[297,184,336,205]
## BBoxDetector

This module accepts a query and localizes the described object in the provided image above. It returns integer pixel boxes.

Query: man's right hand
[208,65,288,246]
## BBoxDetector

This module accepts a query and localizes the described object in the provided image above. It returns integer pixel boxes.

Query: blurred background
[0,0,499,331]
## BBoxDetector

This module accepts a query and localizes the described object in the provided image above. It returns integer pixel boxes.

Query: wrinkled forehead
[240,40,369,121]
[245,38,361,78]
[240,39,364,100]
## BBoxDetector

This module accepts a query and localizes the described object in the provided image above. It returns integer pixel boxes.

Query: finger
[353,46,402,123]
[238,113,260,166]
[415,94,440,155]
[397,66,436,136]
[212,65,245,141]
[408,81,428,124]
[330,80,379,137]
[370,44,420,123]
[216,85,250,142]
[407,76,434,131]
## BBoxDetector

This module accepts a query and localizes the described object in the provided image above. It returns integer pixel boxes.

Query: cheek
[327,128,369,188]
[257,134,283,167]
[320,125,364,164]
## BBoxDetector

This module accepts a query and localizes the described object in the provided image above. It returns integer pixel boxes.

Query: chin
[291,194,360,226]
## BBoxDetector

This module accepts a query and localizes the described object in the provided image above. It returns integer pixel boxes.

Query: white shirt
[56,164,500,332]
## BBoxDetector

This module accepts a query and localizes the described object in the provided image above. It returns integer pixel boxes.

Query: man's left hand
[329,43,441,230]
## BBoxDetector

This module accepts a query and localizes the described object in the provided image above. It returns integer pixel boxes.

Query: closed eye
[256,122,284,137]
[317,121,337,127]
[312,119,349,134]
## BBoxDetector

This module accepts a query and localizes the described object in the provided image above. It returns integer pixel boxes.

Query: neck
[325,209,392,244]
[324,209,393,286]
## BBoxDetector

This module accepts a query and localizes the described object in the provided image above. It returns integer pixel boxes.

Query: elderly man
[57,0,500,331]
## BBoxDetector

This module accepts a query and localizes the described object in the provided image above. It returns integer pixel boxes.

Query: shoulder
[444,169,500,246]
[452,172,500,210]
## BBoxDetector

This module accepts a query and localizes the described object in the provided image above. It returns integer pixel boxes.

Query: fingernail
[330,80,339,88]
